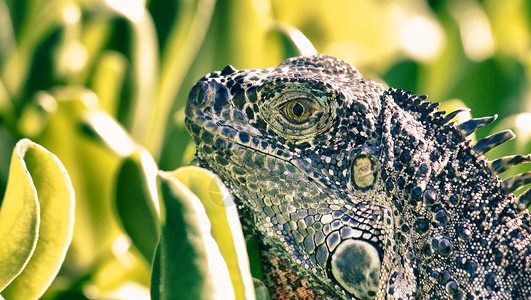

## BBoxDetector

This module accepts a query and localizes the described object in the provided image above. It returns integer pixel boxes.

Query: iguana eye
[259,89,334,140]
[280,98,316,124]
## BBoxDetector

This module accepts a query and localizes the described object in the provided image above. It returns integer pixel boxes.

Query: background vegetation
[0,0,530,299]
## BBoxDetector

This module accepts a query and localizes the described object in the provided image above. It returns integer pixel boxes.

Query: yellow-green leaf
[173,166,255,300]
[0,140,40,291]
[1,139,75,300]
[153,170,235,300]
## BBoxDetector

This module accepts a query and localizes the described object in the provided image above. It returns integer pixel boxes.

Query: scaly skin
[185,55,531,299]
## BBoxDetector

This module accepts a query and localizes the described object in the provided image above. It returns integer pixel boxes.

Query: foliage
[0,0,530,299]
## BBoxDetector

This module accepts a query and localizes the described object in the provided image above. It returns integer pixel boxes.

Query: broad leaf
[0,140,40,291]
[1,139,75,300]
[152,170,235,299]
[173,166,255,300]
[115,149,160,263]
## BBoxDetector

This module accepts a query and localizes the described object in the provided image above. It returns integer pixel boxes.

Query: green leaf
[115,7,159,151]
[173,166,255,300]
[253,279,270,300]
[150,242,162,300]
[1,0,65,99]
[153,170,235,300]
[115,148,160,263]
[1,139,75,300]
[140,0,217,159]
[91,51,128,117]
[0,0,16,71]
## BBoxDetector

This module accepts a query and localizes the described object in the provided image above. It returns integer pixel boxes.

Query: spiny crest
[389,89,431,111]
[456,115,497,136]
[387,89,446,125]
[454,117,530,211]
[472,130,515,155]
[489,154,531,174]
[393,88,531,212]
[517,187,531,211]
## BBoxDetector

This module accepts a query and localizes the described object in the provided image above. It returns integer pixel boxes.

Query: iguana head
[185,54,531,299]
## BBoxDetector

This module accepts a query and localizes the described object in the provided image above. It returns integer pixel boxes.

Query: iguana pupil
[281,99,315,124]
[281,99,314,124]
[291,101,304,116]
[185,55,531,299]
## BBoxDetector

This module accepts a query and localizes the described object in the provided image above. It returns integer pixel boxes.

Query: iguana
[184,54,531,299]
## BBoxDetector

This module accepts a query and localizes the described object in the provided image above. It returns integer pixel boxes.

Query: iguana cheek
[330,239,380,300]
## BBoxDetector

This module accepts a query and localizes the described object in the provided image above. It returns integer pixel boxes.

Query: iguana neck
[379,89,531,298]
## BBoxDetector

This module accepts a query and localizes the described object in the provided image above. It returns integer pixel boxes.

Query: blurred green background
[1,0,530,298]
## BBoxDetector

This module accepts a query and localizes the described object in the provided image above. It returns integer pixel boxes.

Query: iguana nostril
[189,81,210,108]
[330,239,380,300]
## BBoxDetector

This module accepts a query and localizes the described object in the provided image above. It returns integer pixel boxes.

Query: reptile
[184,54,531,299]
